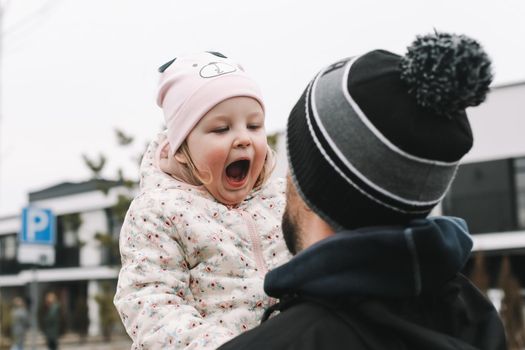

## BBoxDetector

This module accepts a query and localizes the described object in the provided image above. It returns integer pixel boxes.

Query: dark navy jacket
[219,217,507,350]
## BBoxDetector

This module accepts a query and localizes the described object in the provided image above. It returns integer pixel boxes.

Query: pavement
[45,338,132,350]
[1,332,132,350]
[22,339,132,350]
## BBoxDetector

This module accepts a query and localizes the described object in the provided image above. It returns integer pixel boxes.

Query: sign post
[17,206,56,350]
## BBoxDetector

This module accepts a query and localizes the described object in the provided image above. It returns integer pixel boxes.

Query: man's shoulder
[219,301,367,350]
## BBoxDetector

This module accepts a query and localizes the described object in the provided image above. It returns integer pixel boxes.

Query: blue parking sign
[20,207,56,245]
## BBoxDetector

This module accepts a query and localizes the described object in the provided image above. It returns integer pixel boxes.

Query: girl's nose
[233,132,251,148]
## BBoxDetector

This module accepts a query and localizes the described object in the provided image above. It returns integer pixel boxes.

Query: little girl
[114,52,290,350]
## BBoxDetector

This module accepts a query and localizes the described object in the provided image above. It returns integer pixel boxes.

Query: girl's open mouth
[225,159,250,187]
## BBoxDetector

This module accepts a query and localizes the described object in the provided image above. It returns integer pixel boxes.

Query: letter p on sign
[20,207,55,245]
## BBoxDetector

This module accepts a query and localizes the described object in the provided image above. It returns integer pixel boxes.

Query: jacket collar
[264,216,472,299]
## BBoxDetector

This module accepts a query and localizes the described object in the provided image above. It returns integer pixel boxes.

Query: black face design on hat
[199,62,237,78]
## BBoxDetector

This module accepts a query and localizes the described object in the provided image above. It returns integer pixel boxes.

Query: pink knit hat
[157,52,265,156]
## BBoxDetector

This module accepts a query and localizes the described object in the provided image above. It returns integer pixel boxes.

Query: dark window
[100,208,121,266]
[0,234,20,274]
[516,157,525,230]
[442,158,518,234]
[53,215,80,268]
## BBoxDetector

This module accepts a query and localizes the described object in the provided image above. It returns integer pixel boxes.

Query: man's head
[283,31,492,253]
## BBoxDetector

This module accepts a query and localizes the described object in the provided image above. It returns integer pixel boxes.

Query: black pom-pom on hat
[400,31,493,117]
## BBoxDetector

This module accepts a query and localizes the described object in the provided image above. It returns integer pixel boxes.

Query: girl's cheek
[195,149,227,170]
[208,148,227,158]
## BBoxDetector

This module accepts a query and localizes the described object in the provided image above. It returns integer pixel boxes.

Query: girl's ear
[174,152,188,164]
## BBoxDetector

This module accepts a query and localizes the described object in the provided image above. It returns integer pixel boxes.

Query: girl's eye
[248,124,262,130]
[212,127,229,134]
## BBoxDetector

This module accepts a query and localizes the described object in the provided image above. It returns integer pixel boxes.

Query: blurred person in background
[41,291,61,350]
[10,297,29,350]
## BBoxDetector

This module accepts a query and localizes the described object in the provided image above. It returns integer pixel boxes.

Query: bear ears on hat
[158,51,229,73]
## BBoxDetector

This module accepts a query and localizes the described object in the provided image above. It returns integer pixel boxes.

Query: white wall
[88,280,101,337]
[79,210,108,267]
[0,266,118,287]
[272,131,288,179]
[0,215,20,236]
[465,83,525,163]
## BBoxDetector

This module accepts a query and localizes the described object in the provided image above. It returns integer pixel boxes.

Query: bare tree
[470,251,490,294]
[498,256,525,350]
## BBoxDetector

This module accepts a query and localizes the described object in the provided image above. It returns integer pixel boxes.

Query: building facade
[0,179,132,337]
[443,81,525,294]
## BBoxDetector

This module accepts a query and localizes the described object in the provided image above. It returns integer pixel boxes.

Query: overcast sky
[0,0,524,216]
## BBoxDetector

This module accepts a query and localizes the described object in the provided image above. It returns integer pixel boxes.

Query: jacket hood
[138,132,214,197]
[139,132,176,191]
[265,216,473,298]
[263,217,506,350]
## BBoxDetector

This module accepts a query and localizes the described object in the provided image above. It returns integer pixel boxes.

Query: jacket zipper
[237,210,268,277]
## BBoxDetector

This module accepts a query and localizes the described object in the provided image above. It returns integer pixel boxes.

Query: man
[219,31,506,349]
[42,291,61,350]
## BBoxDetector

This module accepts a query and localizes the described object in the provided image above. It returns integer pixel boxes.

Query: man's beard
[282,206,300,255]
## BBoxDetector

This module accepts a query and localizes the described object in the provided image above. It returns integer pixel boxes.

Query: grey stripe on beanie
[302,79,432,215]
[310,57,459,205]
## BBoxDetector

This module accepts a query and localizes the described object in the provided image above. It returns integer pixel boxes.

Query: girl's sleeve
[114,194,235,349]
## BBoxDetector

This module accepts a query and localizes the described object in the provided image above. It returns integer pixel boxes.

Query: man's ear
[286,173,311,212]
[174,152,188,164]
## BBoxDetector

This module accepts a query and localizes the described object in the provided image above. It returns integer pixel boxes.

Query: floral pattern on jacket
[114,132,290,350]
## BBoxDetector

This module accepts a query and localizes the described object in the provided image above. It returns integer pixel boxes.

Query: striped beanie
[287,32,493,229]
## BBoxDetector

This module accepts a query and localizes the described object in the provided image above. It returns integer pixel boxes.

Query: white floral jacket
[114,133,290,349]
